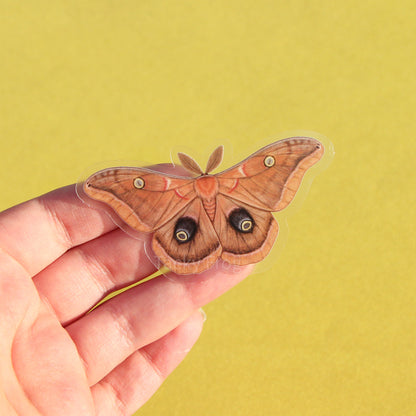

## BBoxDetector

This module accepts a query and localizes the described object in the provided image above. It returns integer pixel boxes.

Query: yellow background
[1,1,415,415]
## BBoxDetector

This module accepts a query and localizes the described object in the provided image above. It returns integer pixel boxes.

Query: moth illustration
[83,137,324,274]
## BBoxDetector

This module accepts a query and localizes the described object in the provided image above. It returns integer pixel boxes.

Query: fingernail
[199,308,207,323]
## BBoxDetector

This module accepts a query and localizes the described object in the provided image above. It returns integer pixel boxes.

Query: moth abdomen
[202,198,216,221]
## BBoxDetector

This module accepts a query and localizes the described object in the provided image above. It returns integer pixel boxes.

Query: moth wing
[83,167,196,232]
[152,198,222,275]
[216,137,324,211]
[213,194,278,266]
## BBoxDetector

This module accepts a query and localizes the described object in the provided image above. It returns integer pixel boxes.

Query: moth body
[194,175,219,221]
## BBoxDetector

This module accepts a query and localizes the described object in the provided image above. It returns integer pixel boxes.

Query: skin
[0,164,252,416]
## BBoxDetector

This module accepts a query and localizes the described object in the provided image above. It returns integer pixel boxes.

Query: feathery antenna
[178,145,224,175]
[205,145,224,174]
[177,152,204,175]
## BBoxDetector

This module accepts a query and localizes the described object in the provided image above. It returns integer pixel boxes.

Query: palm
[4,278,93,415]
[0,174,251,415]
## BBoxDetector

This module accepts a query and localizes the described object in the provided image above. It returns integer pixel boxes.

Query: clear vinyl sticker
[76,131,334,279]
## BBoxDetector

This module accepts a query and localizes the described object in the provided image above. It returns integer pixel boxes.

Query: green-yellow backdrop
[1,1,415,415]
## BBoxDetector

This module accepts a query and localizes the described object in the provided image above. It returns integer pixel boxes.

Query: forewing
[217,137,324,211]
[213,194,279,266]
[83,167,196,232]
[152,198,222,274]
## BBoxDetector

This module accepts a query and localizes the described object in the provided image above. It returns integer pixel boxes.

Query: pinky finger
[91,309,205,416]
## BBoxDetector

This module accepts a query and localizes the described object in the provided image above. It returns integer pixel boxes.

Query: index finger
[0,164,188,277]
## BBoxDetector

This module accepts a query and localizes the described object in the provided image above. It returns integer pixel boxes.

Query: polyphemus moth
[83,137,324,275]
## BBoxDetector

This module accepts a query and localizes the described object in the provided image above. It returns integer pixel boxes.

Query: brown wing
[152,198,222,275]
[216,137,324,211]
[83,167,196,232]
[213,194,278,266]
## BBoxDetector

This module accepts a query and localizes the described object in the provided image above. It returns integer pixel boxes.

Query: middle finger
[34,228,156,324]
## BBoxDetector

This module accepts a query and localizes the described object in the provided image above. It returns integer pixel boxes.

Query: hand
[0,173,252,415]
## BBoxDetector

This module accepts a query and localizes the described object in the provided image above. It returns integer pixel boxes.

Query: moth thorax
[194,175,218,199]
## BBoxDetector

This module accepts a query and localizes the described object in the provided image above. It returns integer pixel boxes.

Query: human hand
[0,168,252,415]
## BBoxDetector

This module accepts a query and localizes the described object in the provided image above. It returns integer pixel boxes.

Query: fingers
[91,310,204,415]
[67,262,252,385]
